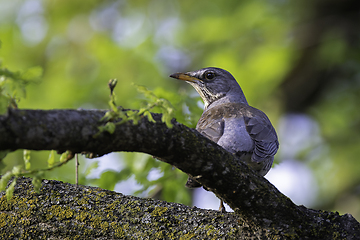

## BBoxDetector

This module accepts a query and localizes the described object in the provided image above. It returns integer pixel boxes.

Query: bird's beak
[169,73,199,83]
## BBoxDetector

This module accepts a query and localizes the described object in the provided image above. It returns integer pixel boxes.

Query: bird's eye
[204,71,215,80]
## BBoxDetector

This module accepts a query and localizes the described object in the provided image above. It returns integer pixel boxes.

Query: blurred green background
[1,0,360,219]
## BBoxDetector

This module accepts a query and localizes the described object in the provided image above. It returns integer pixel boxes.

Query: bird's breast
[217,117,254,153]
[196,102,255,153]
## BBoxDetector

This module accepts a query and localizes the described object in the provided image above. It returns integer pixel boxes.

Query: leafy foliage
[0,65,42,114]
[92,81,191,204]
[1,148,75,199]
[96,83,175,137]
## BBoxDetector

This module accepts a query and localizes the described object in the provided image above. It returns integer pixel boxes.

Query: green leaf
[0,171,12,191]
[127,111,141,125]
[162,114,173,129]
[20,66,43,82]
[144,111,156,123]
[32,172,43,193]
[48,150,56,167]
[6,177,17,201]
[0,96,8,114]
[60,151,71,163]
[100,111,115,121]
[109,99,118,113]
[103,122,116,134]
[0,150,10,160]
[11,165,22,176]
[23,150,31,170]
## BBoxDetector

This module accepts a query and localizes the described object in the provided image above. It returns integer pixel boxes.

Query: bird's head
[170,67,247,109]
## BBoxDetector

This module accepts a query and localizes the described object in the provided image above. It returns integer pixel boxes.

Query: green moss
[113,226,125,238]
[108,199,122,210]
[110,222,126,238]
[151,206,168,217]
[49,205,74,220]
[76,211,90,222]
[205,225,219,236]
[154,230,165,238]
[0,212,9,228]
[180,233,196,240]
[91,215,102,228]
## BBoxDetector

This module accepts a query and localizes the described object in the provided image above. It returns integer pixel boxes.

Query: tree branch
[0,108,359,238]
[0,177,264,239]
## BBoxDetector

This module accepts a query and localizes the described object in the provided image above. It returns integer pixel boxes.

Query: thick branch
[0,108,359,238]
[0,177,265,239]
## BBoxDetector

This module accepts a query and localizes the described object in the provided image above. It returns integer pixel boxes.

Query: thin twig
[75,154,79,185]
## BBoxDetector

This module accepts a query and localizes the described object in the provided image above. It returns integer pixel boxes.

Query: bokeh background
[1,0,360,219]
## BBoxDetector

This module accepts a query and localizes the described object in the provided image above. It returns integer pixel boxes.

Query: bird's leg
[219,200,226,212]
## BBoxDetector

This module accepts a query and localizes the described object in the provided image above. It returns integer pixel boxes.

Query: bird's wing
[243,108,279,162]
[196,111,224,143]
[190,109,224,188]
[196,103,279,162]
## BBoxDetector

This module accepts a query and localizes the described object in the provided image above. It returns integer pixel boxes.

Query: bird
[170,67,279,211]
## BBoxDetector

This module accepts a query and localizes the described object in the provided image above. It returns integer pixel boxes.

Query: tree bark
[0,108,359,239]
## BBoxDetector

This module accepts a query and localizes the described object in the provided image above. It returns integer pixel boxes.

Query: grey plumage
[170,67,279,191]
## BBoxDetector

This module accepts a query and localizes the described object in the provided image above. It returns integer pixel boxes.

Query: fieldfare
[170,67,279,211]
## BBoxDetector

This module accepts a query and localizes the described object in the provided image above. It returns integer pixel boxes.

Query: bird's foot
[219,200,226,212]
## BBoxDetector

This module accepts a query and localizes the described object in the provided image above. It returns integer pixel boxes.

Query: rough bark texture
[0,108,360,239]
[0,177,249,239]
